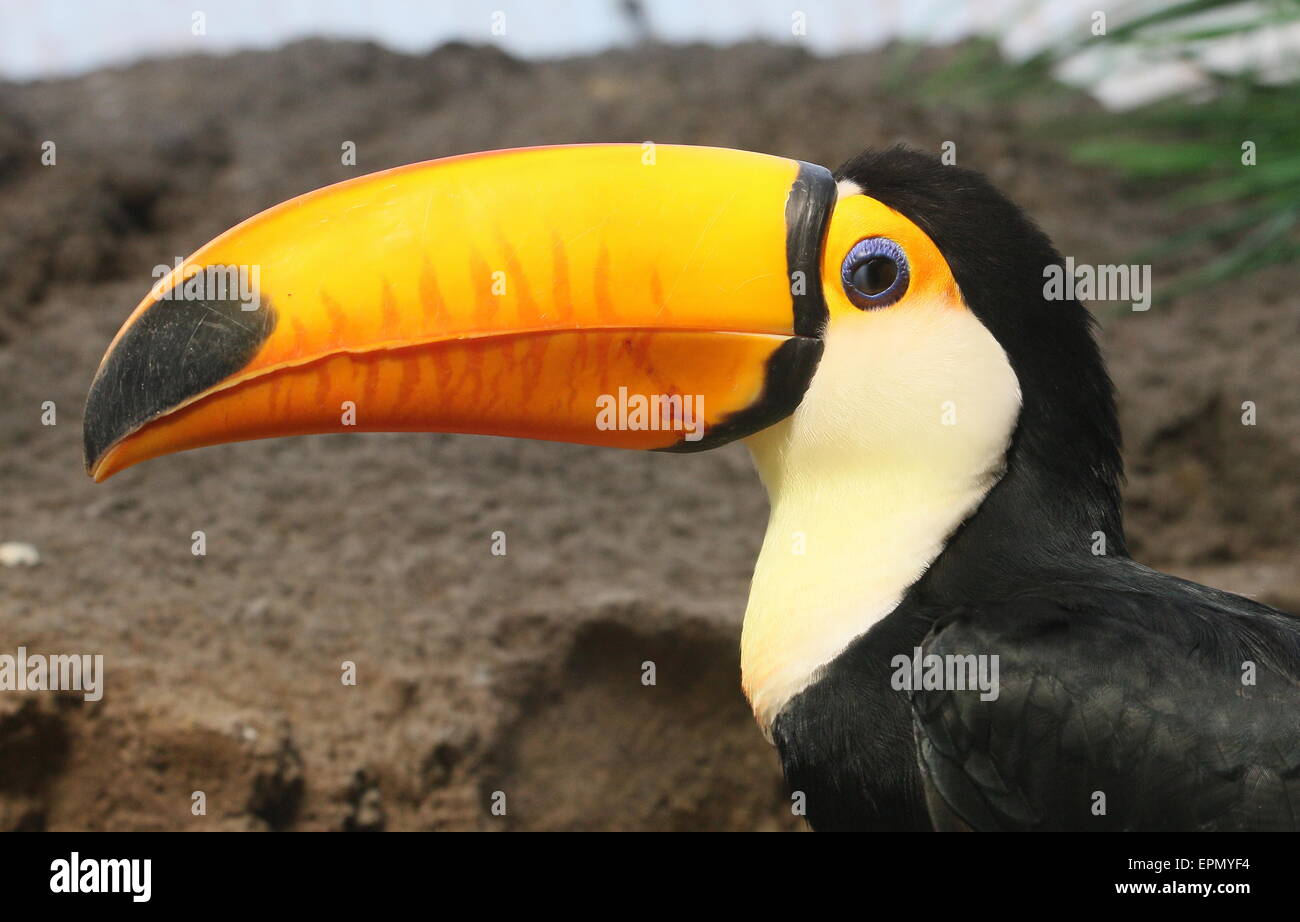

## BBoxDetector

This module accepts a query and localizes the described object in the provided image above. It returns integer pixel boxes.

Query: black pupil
[851,256,898,296]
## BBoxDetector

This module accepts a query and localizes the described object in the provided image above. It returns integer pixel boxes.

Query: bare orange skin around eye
[821,194,964,319]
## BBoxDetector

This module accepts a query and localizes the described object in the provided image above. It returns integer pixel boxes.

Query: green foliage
[921,0,1300,297]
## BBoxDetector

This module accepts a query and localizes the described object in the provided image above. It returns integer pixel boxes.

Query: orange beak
[84,144,834,481]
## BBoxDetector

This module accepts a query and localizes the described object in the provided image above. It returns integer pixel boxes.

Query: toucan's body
[83,143,1300,831]
[769,151,1300,831]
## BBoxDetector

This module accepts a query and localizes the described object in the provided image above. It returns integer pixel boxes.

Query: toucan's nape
[81,143,1300,831]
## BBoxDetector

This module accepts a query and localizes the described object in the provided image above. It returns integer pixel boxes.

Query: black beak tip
[82,289,277,478]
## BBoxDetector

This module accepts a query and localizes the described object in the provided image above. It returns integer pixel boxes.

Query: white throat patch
[739,233,1022,734]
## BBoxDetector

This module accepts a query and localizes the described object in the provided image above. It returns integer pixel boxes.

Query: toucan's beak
[84,144,834,481]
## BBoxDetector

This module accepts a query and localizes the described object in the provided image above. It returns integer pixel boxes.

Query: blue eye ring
[841,237,909,310]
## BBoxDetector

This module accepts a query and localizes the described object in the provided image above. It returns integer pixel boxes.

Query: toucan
[83,144,1300,831]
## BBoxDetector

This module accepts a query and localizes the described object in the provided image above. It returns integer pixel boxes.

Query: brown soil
[1,40,1295,831]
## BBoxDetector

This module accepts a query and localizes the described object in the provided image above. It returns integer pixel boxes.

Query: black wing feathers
[912,574,1300,831]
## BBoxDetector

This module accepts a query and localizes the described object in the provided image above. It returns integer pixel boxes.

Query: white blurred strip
[0,0,1295,109]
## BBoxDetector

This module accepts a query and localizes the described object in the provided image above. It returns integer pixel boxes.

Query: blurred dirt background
[0,40,1296,831]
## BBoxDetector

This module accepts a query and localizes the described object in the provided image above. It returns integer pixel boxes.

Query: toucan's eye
[841,237,909,310]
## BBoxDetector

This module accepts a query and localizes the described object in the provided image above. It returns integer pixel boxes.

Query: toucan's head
[83,144,1118,507]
